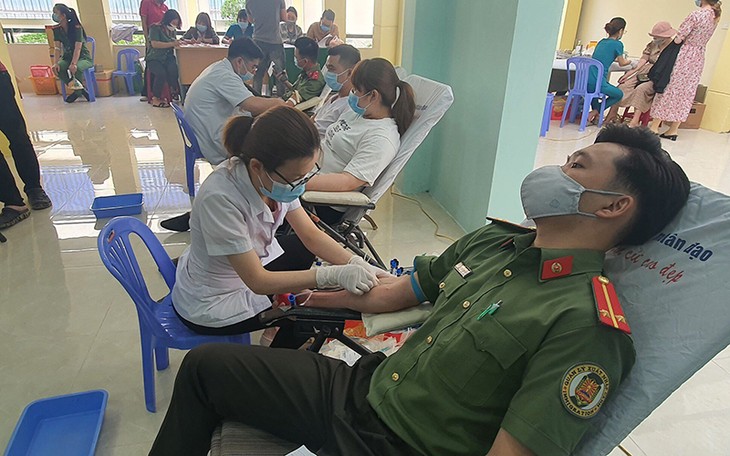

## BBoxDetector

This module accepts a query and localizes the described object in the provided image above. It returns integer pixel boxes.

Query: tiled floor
[0,94,728,455]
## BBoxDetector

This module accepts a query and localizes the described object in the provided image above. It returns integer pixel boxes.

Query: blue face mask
[238,59,254,82]
[196,24,207,33]
[320,23,330,33]
[293,57,303,70]
[258,172,305,203]
[695,0,702,6]
[324,69,347,91]
[52,13,60,22]
[348,91,370,116]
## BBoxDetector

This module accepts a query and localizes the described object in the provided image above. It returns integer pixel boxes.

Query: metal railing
[109,0,179,21]
[0,0,55,19]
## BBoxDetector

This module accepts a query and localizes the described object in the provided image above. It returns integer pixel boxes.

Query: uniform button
[439,282,446,289]
[425,335,433,344]
[391,372,400,381]
[462,300,471,309]
[503,269,512,278]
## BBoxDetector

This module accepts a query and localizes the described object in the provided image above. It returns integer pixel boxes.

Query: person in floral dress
[650,0,722,140]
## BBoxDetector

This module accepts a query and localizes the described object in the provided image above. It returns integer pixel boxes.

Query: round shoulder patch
[561,363,610,419]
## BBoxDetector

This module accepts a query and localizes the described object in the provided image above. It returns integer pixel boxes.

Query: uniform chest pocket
[439,270,467,299]
[432,317,526,405]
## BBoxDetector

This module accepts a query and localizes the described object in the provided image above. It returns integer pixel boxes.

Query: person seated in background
[306,9,339,43]
[149,124,691,456]
[586,17,634,123]
[183,12,220,44]
[312,44,361,138]
[279,37,325,107]
[605,21,675,126]
[165,108,381,344]
[51,3,93,103]
[222,9,253,44]
[146,9,182,108]
[279,6,303,44]
[160,37,284,232]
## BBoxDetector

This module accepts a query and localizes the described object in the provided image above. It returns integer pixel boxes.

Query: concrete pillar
[373,0,402,64]
[558,0,584,51]
[399,0,564,231]
[701,27,730,132]
[76,0,115,71]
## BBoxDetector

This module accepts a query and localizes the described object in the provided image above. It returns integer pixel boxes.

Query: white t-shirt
[321,110,400,186]
[313,93,349,139]
[184,59,254,165]
[172,158,301,327]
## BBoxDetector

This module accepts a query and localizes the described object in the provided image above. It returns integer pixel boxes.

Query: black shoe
[0,207,30,229]
[65,92,79,103]
[27,188,52,210]
[660,133,678,141]
[80,89,90,101]
[160,212,191,232]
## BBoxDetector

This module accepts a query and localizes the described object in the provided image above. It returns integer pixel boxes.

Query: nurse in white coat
[172,106,381,347]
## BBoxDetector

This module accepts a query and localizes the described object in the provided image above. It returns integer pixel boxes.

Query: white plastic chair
[574,183,730,455]
[301,74,454,267]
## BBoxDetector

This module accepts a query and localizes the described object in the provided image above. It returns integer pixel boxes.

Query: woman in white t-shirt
[172,106,381,346]
[267,58,415,270]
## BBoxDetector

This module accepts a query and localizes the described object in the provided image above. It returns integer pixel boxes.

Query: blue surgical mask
[348,91,370,116]
[324,69,347,91]
[196,24,207,33]
[52,13,60,22]
[238,59,253,82]
[293,58,303,70]
[520,165,624,219]
[258,172,305,203]
[320,23,330,33]
[695,0,702,6]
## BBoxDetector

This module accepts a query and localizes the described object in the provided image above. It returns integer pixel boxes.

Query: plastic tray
[4,390,108,456]
[90,193,143,219]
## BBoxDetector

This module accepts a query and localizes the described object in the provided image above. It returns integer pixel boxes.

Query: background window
[345,0,373,48]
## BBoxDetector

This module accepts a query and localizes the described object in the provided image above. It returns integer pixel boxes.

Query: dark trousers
[149,344,416,456]
[266,206,346,271]
[0,71,41,207]
[147,59,179,99]
[253,41,285,97]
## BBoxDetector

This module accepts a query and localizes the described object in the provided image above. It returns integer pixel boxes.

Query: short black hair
[161,9,181,27]
[237,9,247,21]
[294,36,318,61]
[327,44,360,68]
[286,6,297,17]
[322,9,335,21]
[595,124,690,245]
[228,37,263,60]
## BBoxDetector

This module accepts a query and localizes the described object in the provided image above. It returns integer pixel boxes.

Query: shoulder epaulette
[486,217,535,232]
[592,275,630,334]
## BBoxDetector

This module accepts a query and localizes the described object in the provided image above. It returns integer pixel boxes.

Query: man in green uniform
[150,125,690,456]
[279,37,325,108]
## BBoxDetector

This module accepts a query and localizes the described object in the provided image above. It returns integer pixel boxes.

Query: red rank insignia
[309,71,319,80]
[592,276,631,334]
[541,256,573,280]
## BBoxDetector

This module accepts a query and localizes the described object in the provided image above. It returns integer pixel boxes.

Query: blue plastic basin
[90,193,143,219]
[4,390,108,456]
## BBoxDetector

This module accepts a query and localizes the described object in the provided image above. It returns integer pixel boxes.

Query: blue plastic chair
[541,92,555,137]
[171,102,206,197]
[97,217,250,412]
[560,57,608,132]
[61,36,97,102]
[112,48,140,96]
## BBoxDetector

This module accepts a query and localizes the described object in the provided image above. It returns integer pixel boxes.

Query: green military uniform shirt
[146,24,176,63]
[367,220,636,456]
[52,25,91,62]
[284,63,325,103]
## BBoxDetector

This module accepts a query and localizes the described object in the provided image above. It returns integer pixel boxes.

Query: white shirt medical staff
[172,107,383,346]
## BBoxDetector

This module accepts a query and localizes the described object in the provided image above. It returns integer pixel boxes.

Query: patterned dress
[651,8,717,122]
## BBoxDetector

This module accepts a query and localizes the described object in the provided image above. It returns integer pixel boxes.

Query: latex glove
[316,264,378,295]
[348,255,392,279]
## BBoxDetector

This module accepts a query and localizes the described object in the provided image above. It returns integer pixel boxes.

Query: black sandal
[660,133,678,141]
[0,207,30,229]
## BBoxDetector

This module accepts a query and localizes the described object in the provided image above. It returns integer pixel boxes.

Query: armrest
[301,191,374,209]
[294,96,322,111]
[258,306,362,326]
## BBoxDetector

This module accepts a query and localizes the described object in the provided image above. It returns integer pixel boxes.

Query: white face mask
[520,165,625,219]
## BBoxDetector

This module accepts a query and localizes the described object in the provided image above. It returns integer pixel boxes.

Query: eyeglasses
[272,163,321,190]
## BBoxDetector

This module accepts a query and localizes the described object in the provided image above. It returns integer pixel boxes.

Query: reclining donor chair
[212,182,730,455]
[300,74,454,268]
